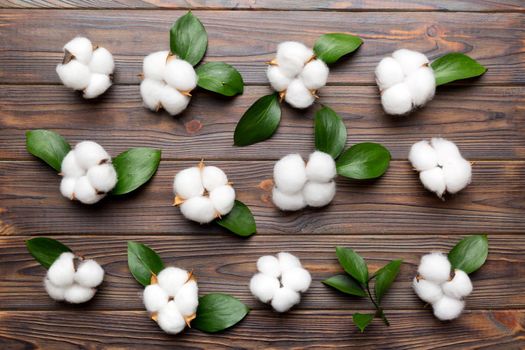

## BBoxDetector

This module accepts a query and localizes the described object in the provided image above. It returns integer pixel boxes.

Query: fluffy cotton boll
[64,284,96,304]
[209,185,235,216]
[285,79,315,109]
[164,58,198,92]
[44,278,66,301]
[250,273,280,303]
[157,267,190,298]
[442,158,472,194]
[143,283,169,313]
[405,66,435,107]
[300,59,329,90]
[305,151,336,183]
[442,270,473,299]
[256,255,281,278]
[432,295,465,321]
[83,73,112,99]
[74,259,104,288]
[87,163,118,193]
[430,138,461,166]
[271,287,301,313]
[408,140,438,172]
[278,252,302,272]
[419,167,446,198]
[88,47,115,75]
[60,177,77,200]
[418,252,451,284]
[281,267,311,293]
[375,57,405,91]
[272,187,306,211]
[381,82,413,115]
[276,41,313,77]
[74,141,110,170]
[47,252,75,287]
[157,301,186,334]
[180,196,217,224]
[143,50,169,81]
[267,66,292,91]
[412,277,443,304]
[74,176,103,204]
[201,166,228,192]
[61,151,85,178]
[140,79,165,111]
[273,154,307,194]
[160,85,190,116]
[302,181,336,207]
[392,49,429,76]
[63,37,93,65]
[174,280,199,317]
[56,61,91,91]
[173,167,204,200]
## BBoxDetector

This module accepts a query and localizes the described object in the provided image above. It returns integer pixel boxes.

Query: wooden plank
[1,85,523,161]
[0,11,523,85]
[0,160,523,235]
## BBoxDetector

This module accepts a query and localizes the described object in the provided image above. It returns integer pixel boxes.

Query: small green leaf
[335,246,368,284]
[322,274,367,297]
[234,94,281,146]
[313,33,362,65]
[192,293,250,333]
[127,241,164,286]
[314,106,347,159]
[431,53,487,86]
[196,62,244,97]
[170,11,208,66]
[336,142,391,180]
[374,260,402,303]
[352,313,374,333]
[448,235,489,274]
[111,148,161,195]
[216,200,256,237]
[26,129,71,172]
[26,237,72,269]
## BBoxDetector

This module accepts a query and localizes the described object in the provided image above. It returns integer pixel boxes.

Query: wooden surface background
[0,1,524,349]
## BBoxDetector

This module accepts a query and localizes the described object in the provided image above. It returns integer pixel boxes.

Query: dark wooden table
[1,1,524,349]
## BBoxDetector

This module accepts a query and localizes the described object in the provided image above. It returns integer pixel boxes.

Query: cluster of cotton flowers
[409,138,471,198]
[44,252,104,304]
[267,42,329,109]
[56,37,115,99]
[173,161,235,223]
[250,252,311,312]
[143,267,198,334]
[272,151,336,211]
[375,49,436,115]
[140,51,197,116]
[413,253,473,321]
[60,141,118,204]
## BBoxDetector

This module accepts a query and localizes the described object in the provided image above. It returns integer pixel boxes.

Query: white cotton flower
[380,82,413,115]
[408,140,438,172]
[277,252,302,272]
[157,301,187,334]
[417,252,451,284]
[432,295,465,321]
[405,66,435,107]
[442,158,472,194]
[180,196,217,224]
[64,284,96,304]
[201,166,228,192]
[143,283,169,313]
[271,287,301,313]
[250,273,280,303]
[61,151,85,178]
[157,267,190,298]
[256,255,281,278]
[87,163,118,193]
[173,166,204,200]
[412,277,443,304]
[281,267,311,293]
[305,151,336,183]
[300,59,329,90]
[209,185,235,216]
[74,141,110,170]
[375,57,404,91]
[441,269,473,299]
[88,47,115,75]
[273,154,307,194]
[44,277,66,301]
[302,180,336,207]
[276,41,313,78]
[83,73,112,99]
[74,176,103,204]
[56,60,91,91]
[160,85,191,116]
[419,167,446,198]
[60,177,77,200]
[143,51,169,81]
[164,58,198,92]
[272,187,307,211]
[174,279,199,317]
[267,66,292,91]
[285,79,315,109]
[431,138,462,165]
[391,49,429,76]
[47,252,75,287]
[63,37,93,65]
[74,259,105,288]
[140,79,165,111]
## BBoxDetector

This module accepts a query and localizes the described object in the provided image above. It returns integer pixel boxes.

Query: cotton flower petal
[271,287,301,312]
[375,56,405,91]
[63,37,93,65]
[381,82,413,115]
[284,79,315,109]
[412,277,443,304]
[143,283,169,313]
[442,269,473,299]
[272,187,306,211]
[417,252,451,284]
[408,140,439,172]
[88,47,115,75]
[273,154,307,194]
[250,273,280,303]
[305,151,336,183]
[56,60,91,91]
[300,59,329,90]
[74,259,105,288]
[432,295,465,321]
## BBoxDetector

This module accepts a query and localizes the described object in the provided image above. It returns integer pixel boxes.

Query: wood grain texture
[0,11,523,85]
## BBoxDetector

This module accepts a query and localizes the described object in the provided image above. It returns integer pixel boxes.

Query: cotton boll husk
[140,79,165,111]
[408,140,438,172]
[56,61,91,91]
[63,37,93,65]
[417,252,451,284]
[47,252,75,287]
[157,267,190,298]
[74,176,104,204]
[430,138,462,166]
[278,252,302,272]
[201,166,228,192]
[284,79,315,109]
[305,151,336,183]
[375,57,405,91]
[249,273,280,303]
[412,277,443,304]
[74,141,110,170]
[173,167,204,200]
[405,66,435,107]
[87,163,118,193]
[157,301,186,334]
[271,287,301,313]
[281,267,311,293]
[160,85,190,116]
[88,47,115,75]
[432,295,465,321]
[44,277,66,301]
[381,82,413,115]
[83,73,112,99]
[272,187,306,211]
[174,280,199,317]
[300,59,329,90]
[256,255,281,278]
[143,283,169,312]
[442,269,473,299]
[64,284,96,304]
[442,158,471,194]
[60,177,77,200]
[74,259,105,288]
[180,196,217,224]
[267,66,292,91]
[392,49,429,76]
[273,154,307,194]
[302,180,336,207]
[164,58,198,92]
[209,185,235,215]
[143,50,169,81]
[61,151,85,178]
[276,41,313,77]
[419,167,446,198]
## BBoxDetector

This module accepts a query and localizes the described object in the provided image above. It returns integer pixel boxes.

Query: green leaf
[431,53,487,86]
[216,200,256,237]
[192,293,250,333]
[374,260,402,303]
[313,33,362,65]
[322,274,367,297]
[314,106,347,159]
[26,237,72,269]
[170,11,208,66]
[352,313,374,333]
[26,129,71,172]
[336,142,391,180]
[196,62,244,97]
[234,94,281,146]
[448,235,489,274]
[111,148,161,195]
[335,246,368,284]
[127,241,164,286]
